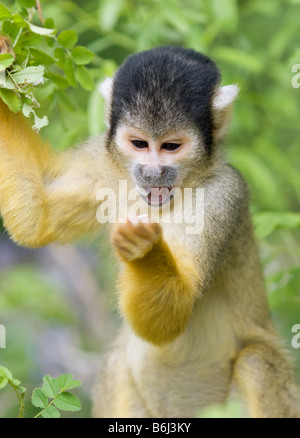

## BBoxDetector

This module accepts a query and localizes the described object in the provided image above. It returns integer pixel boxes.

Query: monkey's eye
[131,140,148,149]
[161,143,181,152]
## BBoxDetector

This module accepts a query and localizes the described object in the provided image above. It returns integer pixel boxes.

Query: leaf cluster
[0,0,95,130]
[0,365,82,418]
[0,365,26,417]
[31,374,81,418]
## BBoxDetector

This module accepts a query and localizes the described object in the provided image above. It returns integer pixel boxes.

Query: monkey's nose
[142,166,165,179]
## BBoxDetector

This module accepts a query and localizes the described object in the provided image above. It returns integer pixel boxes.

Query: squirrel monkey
[0,43,299,418]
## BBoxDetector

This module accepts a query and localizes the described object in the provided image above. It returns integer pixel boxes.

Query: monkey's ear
[99,77,114,128]
[212,84,239,110]
[212,84,239,141]
[99,77,113,101]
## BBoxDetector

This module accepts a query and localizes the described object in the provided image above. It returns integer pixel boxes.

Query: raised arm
[111,167,250,345]
[0,99,108,247]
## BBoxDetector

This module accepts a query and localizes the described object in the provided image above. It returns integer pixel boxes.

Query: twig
[36,0,44,25]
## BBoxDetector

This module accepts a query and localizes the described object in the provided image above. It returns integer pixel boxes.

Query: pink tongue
[148,188,170,204]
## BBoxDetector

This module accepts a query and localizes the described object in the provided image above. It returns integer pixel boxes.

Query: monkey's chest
[126,301,238,417]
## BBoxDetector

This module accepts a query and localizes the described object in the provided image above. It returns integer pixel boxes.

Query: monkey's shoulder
[71,135,121,182]
[204,163,250,209]
[75,134,108,161]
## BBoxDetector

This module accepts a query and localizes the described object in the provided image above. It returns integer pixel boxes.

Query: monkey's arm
[0,100,104,247]
[234,342,300,418]
[112,167,249,345]
[112,221,199,345]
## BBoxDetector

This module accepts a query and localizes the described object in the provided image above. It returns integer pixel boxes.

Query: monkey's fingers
[114,220,161,242]
[130,220,161,241]
[111,221,162,262]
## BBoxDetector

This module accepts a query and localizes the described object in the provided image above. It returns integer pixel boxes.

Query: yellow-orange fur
[112,221,199,345]
[0,99,111,246]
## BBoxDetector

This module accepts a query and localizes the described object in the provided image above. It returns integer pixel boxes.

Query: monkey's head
[100,46,238,206]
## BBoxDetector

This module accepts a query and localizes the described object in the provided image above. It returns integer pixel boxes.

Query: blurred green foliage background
[0,0,299,418]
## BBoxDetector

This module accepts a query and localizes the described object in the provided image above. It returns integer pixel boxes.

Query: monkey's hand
[111,219,162,262]
[112,218,199,345]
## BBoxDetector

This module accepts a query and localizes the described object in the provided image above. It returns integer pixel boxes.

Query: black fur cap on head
[109,46,221,154]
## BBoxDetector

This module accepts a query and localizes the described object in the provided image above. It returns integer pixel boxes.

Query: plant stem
[33,392,61,418]
[9,382,25,418]
[6,70,22,92]
[13,28,23,48]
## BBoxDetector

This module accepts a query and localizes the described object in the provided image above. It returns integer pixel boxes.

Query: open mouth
[136,186,174,206]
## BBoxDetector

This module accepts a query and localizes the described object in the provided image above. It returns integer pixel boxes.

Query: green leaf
[12,45,28,64]
[12,66,45,86]
[0,75,14,89]
[0,88,21,113]
[19,33,43,47]
[0,366,13,381]
[57,374,73,390]
[65,379,82,390]
[41,375,60,398]
[0,3,13,18]
[22,102,33,117]
[28,23,56,37]
[32,113,48,132]
[31,387,48,408]
[0,54,15,69]
[64,57,77,87]
[53,392,81,412]
[16,0,36,7]
[44,18,55,30]
[30,48,55,65]
[41,405,60,418]
[57,30,78,49]
[11,377,21,386]
[12,14,28,28]
[75,65,94,90]
[71,46,94,65]
[45,37,55,48]
[54,47,66,69]
[0,377,8,389]
[24,92,39,106]
[1,18,14,34]
[57,374,81,391]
